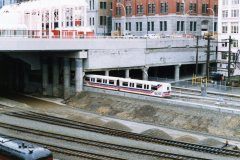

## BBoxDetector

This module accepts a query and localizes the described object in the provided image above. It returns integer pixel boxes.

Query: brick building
[112,0,218,36]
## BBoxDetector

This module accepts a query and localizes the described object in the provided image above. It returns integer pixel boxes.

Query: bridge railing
[0,29,199,40]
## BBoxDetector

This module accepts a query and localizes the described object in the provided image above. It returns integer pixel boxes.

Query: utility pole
[228,36,233,83]
[206,34,211,80]
[195,36,200,76]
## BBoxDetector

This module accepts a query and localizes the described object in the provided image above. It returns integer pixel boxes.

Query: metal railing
[0,30,199,39]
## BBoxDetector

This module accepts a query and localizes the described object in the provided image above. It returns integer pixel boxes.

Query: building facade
[218,0,240,77]
[0,0,92,38]
[87,0,112,35]
[112,0,218,36]
[0,0,28,8]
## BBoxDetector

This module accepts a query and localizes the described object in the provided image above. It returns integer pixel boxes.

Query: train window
[167,87,170,90]
[90,78,95,82]
[136,83,142,88]
[109,80,115,85]
[85,77,90,81]
[103,79,107,84]
[144,85,149,90]
[97,78,102,83]
[151,86,158,90]
[122,82,128,87]
[130,83,134,88]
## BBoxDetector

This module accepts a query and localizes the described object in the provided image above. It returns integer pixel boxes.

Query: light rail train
[0,136,53,160]
[84,75,171,97]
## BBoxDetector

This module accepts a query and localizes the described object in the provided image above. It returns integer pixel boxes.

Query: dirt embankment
[67,92,240,140]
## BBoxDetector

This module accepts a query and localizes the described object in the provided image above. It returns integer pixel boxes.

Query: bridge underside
[0,52,208,99]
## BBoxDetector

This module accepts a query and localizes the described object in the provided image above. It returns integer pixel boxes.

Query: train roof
[86,74,120,80]
[85,74,171,86]
[0,136,51,158]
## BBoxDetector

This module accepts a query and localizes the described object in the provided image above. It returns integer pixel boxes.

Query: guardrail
[0,30,200,39]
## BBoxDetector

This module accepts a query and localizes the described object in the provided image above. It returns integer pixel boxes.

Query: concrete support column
[42,57,48,96]
[15,63,20,91]
[63,57,70,99]
[75,58,83,93]
[105,70,110,76]
[125,69,130,78]
[174,65,181,81]
[23,65,29,92]
[52,57,59,97]
[201,63,207,76]
[8,66,13,90]
[142,67,149,80]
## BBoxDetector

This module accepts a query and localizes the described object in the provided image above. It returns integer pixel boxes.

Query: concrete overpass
[0,37,216,99]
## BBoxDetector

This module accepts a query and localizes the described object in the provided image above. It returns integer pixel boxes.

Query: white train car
[84,75,171,97]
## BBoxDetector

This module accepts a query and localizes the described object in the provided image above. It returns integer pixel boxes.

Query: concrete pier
[105,70,110,76]
[42,57,48,96]
[201,63,207,76]
[63,57,70,99]
[125,69,130,78]
[53,57,59,97]
[174,65,181,81]
[142,67,149,80]
[75,58,83,93]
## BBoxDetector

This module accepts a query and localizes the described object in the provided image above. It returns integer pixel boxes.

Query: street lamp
[116,2,126,36]
[207,8,215,37]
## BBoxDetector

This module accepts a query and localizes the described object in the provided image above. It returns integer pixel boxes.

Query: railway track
[172,86,240,103]
[0,134,124,160]
[0,122,209,160]
[5,111,240,158]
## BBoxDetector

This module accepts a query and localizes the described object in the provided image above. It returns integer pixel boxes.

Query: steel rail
[5,111,240,157]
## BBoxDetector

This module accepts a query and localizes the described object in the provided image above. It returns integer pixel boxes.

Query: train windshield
[151,85,158,90]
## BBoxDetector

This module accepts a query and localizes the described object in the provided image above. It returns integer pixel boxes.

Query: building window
[231,9,239,17]
[231,22,239,33]
[151,21,154,31]
[160,21,167,31]
[222,23,228,33]
[222,52,227,59]
[90,0,92,10]
[100,2,107,9]
[147,21,154,31]
[177,21,184,31]
[214,22,217,31]
[189,3,197,13]
[233,40,238,48]
[126,6,132,15]
[136,22,142,31]
[214,5,218,15]
[137,5,144,14]
[202,3,208,14]
[232,0,240,5]
[190,21,197,31]
[221,40,228,47]
[176,2,184,13]
[160,2,168,14]
[222,10,228,18]
[116,6,121,16]
[222,0,228,5]
[100,16,106,25]
[126,22,131,31]
[148,3,155,14]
